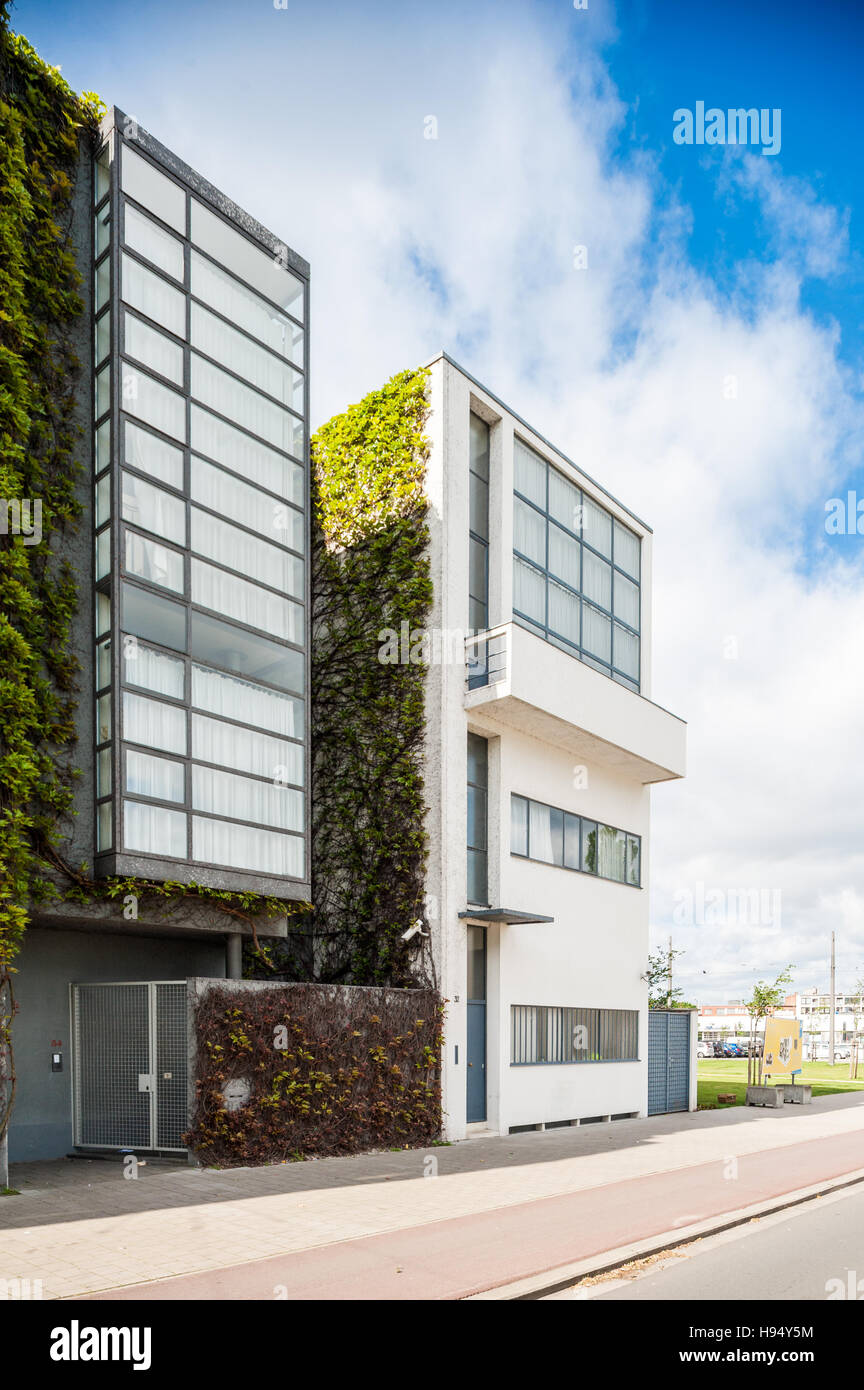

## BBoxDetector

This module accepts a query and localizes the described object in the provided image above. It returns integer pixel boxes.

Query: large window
[511,1006,639,1064]
[467,733,488,905]
[92,130,308,886]
[512,437,641,691]
[511,793,641,887]
[469,414,490,631]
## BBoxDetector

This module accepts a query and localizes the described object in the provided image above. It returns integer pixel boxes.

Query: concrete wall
[9,927,224,1162]
[423,355,682,1140]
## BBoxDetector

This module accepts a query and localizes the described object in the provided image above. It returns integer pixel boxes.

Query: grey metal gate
[72,982,187,1151]
[648,1009,691,1115]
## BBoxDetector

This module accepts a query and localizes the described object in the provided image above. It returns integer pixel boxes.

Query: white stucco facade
[421,353,687,1139]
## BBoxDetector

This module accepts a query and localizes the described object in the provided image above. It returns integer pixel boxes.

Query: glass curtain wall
[92,127,308,884]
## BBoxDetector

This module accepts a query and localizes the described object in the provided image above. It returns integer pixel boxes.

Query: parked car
[712,1041,727,1057]
[696,1041,711,1059]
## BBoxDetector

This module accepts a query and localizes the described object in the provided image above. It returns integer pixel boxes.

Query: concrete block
[746,1085,784,1107]
[775,1083,812,1104]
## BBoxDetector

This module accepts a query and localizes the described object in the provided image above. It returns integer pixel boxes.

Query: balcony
[464,622,686,784]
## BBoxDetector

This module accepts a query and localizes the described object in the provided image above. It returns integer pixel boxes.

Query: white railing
[464,623,509,691]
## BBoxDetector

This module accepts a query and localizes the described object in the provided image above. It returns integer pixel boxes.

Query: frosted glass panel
[122,364,187,442]
[548,470,581,534]
[191,457,303,552]
[191,355,303,456]
[191,508,302,596]
[126,749,184,803]
[513,497,545,566]
[121,253,186,338]
[125,530,184,593]
[124,203,184,281]
[122,146,185,233]
[124,312,184,385]
[191,200,304,318]
[548,524,580,589]
[583,496,612,558]
[122,471,185,544]
[123,641,185,698]
[191,304,303,412]
[614,520,640,579]
[191,404,304,498]
[191,251,304,365]
[582,549,612,610]
[192,713,303,784]
[191,559,302,643]
[514,439,546,507]
[513,557,545,624]
[613,572,640,629]
[123,691,187,754]
[193,815,303,878]
[124,422,183,490]
[613,623,640,679]
[192,764,303,832]
[124,799,187,857]
[191,664,302,737]
[548,580,580,646]
[582,603,611,662]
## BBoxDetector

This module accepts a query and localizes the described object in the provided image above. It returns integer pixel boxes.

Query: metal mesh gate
[72,982,188,1152]
[648,1009,691,1115]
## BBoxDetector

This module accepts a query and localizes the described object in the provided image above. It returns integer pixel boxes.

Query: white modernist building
[421,353,687,1138]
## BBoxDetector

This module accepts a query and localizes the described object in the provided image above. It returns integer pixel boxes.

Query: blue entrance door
[466,926,487,1123]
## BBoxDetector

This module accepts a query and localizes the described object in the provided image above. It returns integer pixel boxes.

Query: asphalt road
[550,1183,864,1301]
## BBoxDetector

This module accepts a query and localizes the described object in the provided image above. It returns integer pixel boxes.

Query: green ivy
[288,367,434,987]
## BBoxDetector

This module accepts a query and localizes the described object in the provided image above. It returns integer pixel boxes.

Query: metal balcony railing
[465,624,509,691]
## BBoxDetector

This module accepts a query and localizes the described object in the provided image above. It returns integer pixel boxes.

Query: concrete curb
[464,1164,864,1300]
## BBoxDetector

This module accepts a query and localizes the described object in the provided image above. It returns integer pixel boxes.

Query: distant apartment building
[11,108,310,1161]
[699,990,864,1058]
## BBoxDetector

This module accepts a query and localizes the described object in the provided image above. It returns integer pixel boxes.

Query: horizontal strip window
[122,362,187,443]
[511,1005,639,1065]
[191,354,303,457]
[121,253,186,339]
[511,793,641,887]
[191,404,304,503]
[121,471,185,545]
[125,748,185,804]
[191,558,303,645]
[191,764,303,832]
[124,421,184,491]
[190,198,304,322]
[121,585,306,696]
[191,303,304,414]
[190,250,303,367]
[123,202,185,282]
[190,507,304,596]
[121,144,186,235]
[192,813,304,879]
[124,528,185,595]
[123,310,184,386]
[192,713,303,786]
[191,456,303,553]
[123,799,187,859]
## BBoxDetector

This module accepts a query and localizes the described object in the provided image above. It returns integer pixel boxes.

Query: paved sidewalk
[2,1093,863,1299]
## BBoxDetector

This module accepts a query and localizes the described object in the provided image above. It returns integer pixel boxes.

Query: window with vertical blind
[511,1006,639,1064]
[467,733,489,905]
[512,436,642,691]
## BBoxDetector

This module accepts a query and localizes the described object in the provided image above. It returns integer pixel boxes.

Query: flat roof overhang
[459,908,555,925]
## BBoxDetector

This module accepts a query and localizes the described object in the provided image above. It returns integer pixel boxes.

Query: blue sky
[12,0,864,1000]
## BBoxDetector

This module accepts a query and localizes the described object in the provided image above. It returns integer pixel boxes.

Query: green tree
[744,966,795,1086]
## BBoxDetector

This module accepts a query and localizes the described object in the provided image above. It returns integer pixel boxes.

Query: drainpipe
[225,933,243,980]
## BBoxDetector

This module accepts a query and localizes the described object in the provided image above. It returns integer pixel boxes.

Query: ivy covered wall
[280,367,435,988]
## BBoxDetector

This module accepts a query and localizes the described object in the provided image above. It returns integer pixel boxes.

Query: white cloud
[65,0,864,1000]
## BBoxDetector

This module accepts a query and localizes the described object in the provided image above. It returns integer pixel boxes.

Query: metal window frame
[92,114,311,896]
[509,791,642,888]
[510,1003,640,1065]
[511,434,642,689]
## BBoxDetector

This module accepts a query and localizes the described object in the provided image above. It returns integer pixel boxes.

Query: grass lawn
[698,1059,864,1109]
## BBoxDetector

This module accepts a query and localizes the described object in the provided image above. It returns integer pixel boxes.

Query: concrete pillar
[225,934,243,980]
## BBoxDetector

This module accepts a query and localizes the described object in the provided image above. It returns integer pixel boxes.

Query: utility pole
[668,934,673,1008]
[829,931,836,1067]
